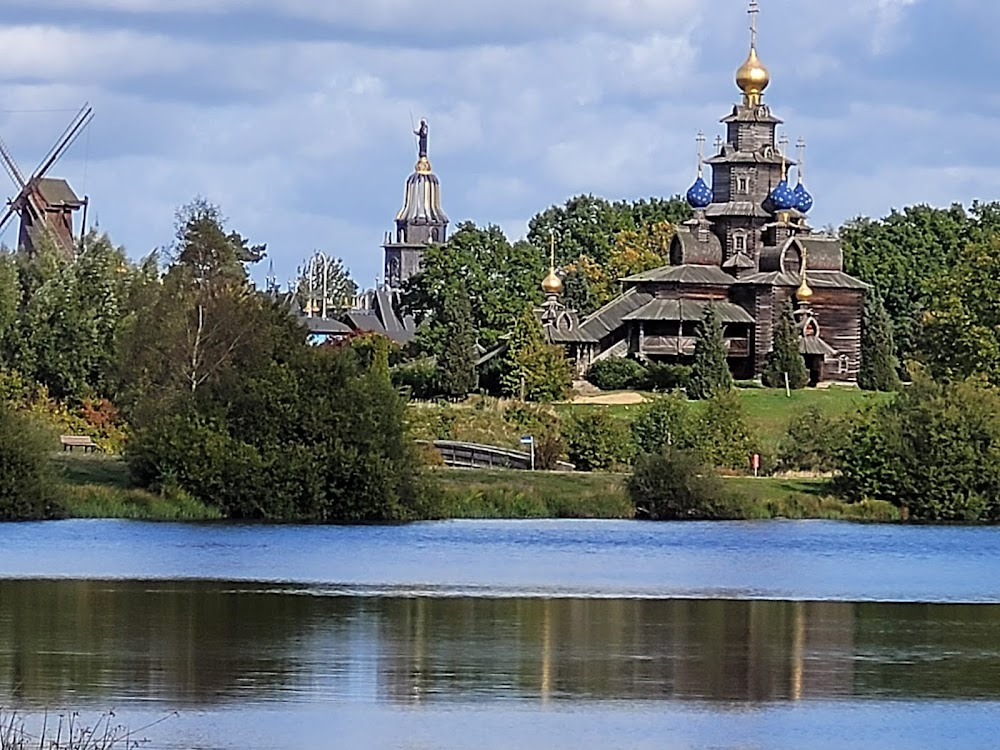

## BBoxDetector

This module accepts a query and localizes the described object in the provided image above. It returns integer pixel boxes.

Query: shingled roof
[623,298,754,324]
[737,270,869,290]
[36,178,83,208]
[621,264,735,285]
[578,287,652,341]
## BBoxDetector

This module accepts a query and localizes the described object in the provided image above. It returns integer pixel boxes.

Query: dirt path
[570,392,649,406]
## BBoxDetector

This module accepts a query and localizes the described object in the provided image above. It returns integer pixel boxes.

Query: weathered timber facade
[542,3,866,385]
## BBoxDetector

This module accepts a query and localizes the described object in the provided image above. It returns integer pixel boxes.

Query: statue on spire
[415,119,429,159]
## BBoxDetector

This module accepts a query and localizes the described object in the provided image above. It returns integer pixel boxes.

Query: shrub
[585,358,647,391]
[631,393,693,456]
[628,448,728,520]
[691,389,758,471]
[564,410,633,471]
[642,363,691,392]
[835,376,1000,522]
[778,406,846,473]
[391,359,439,400]
[0,407,60,520]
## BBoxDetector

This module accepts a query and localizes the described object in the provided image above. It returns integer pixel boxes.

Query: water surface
[1,520,999,749]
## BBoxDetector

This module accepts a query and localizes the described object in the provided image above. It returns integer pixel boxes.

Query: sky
[1,0,998,288]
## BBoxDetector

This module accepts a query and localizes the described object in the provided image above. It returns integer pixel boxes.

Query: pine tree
[435,287,478,400]
[763,302,809,389]
[859,293,900,392]
[500,307,572,402]
[687,305,733,400]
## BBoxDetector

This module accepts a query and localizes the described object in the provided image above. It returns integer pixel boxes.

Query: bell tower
[382,119,449,291]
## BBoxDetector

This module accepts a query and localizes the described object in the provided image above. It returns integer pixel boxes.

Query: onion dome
[770,179,797,211]
[542,268,564,296]
[736,46,770,103]
[796,275,814,301]
[686,175,713,209]
[794,181,814,214]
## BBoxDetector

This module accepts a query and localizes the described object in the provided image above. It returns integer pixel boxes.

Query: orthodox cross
[714,134,724,155]
[696,131,706,176]
[748,0,760,49]
[778,133,789,179]
[796,137,807,182]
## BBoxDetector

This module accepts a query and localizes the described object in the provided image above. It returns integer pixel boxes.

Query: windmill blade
[0,204,16,235]
[0,135,26,190]
[29,103,94,182]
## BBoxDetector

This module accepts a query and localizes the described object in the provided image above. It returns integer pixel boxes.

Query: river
[1,519,999,749]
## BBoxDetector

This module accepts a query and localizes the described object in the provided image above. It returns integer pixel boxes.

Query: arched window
[733,231,747,254]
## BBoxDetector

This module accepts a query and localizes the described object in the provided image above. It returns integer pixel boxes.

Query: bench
[60,435,98,453]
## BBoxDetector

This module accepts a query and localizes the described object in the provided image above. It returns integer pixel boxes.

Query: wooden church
[539,1,866,385]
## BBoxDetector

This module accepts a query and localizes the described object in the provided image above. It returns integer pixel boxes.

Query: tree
[435,286,478,399]
[565,410,633,471]
[836,376,1000,522]
[116,200,265,421]
[688,306,733,400]
[127,308,436,522]
[920,236,1000,385]
[692,389,756,470]
[762,303,809,390]
[401,223,543,354]
[500,307,572,402]
[0,406,58,520]
[859,293,900,392]
[631,393,693,456]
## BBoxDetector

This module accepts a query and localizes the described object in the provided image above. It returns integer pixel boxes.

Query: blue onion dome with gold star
[794,180,814,214]
[770,178,797,211]
[793,138,814,214]
[686,175,713,209]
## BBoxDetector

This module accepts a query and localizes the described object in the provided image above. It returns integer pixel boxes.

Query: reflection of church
[538,1,866,384]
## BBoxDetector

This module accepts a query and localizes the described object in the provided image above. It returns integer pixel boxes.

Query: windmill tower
[0,104,93,258]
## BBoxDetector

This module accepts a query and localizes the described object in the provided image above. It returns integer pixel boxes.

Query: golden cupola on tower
[736,0,770,105]
[542,232,564,296]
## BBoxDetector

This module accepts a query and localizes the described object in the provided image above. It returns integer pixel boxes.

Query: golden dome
[736,47,770,101]
[542,269,563,296]
[796,277,814,302]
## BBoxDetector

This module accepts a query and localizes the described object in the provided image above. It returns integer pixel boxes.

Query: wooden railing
[418,440,576,472]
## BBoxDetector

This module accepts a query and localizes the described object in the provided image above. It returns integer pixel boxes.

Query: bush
[128,341,436,522]
[586,358,647,391]
[628,448,728,520]
[778,406,846,473]
[631,393,693,456]
[835,376,1000,522]
[691,390,758,471]
[391,359,439,400]
[0,407,60,520]
[642,363,691,392]
[564,410,633,471]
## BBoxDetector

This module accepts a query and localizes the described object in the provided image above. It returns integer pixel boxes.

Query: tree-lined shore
[4,195,1000,524]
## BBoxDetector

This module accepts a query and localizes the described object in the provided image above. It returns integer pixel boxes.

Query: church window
[838,355,849,374]
[734,233,746,253]
[432,228,440,242]
[737,176,749,193]
[397,229,405,243]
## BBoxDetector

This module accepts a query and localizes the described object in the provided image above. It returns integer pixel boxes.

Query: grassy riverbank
[52,453,222,521]
[50,452,896,523]
[433,468,898,522]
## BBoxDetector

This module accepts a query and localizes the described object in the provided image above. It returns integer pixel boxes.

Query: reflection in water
[2,581,1000,709]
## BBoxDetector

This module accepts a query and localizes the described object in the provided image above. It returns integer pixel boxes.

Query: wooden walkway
[419,440,575,472]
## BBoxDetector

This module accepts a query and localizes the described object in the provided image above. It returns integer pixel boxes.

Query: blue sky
[1,0,996,287]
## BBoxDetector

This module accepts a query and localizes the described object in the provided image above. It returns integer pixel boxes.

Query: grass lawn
[51,452,222,521]
[414,386,892,453]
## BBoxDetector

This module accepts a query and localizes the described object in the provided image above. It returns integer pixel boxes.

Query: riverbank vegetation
[4,196,1000,524]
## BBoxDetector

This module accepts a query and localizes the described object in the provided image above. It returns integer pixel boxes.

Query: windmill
[0,103,94,258]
